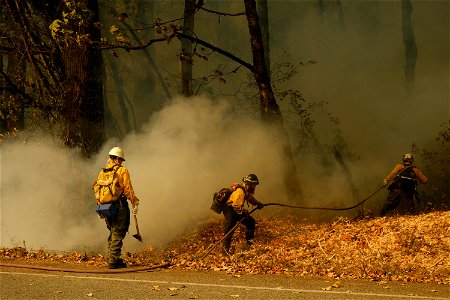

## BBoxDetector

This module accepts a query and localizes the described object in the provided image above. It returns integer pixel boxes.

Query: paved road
[1,265,448,300]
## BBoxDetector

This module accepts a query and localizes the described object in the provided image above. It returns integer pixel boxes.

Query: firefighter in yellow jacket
[98,147,139,269]
[380,153,427,216]
[222,174,264,255]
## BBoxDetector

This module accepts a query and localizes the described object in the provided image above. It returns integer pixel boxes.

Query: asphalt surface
[1,265,449,300]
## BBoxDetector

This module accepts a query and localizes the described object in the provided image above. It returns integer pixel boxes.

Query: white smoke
[0,96,286,252]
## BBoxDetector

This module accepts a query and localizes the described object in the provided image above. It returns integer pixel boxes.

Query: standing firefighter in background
[94,147,140,269]
[381,153,427,216]
[222,174,265,255]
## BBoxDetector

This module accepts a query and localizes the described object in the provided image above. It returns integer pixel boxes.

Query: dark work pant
[222,205,255,252]
[105,198,130,264]
[380,188,414,216]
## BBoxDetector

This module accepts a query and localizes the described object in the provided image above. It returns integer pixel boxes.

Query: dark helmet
[402,153,414,164]
[243,174,259,185]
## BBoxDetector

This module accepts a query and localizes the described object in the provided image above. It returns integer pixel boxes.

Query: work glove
[132,204,139,216]
[256,202,265,210]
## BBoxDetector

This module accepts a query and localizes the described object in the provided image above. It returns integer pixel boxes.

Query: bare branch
[175,32,254,72]
[198,6,245,16]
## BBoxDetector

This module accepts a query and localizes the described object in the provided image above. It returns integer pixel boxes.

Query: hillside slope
[167,211,450,283]
[1,211,449,284]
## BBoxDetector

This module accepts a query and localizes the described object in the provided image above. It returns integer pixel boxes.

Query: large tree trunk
[256,0,270,75]
[181,0,196,97]
[244,0,303,203]
[61,0,105,156]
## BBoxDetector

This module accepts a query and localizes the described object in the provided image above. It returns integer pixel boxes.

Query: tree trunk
[333,147,359,203]
[244,0,303,203]
[181,0,196,97]
[256,0,270,75]
[61,0,106,157]
[402,0,417,89]
[103,53,132,136]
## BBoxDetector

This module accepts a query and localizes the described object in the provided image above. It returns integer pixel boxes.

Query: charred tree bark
[244,0,303,203]
[402,0,417,89]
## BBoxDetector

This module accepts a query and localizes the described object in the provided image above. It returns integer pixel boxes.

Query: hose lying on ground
[0,261,171,274]
[2,187,385,268]
[201,185,384,259]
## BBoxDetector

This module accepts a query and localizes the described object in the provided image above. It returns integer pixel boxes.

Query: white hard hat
[108,147,125,161]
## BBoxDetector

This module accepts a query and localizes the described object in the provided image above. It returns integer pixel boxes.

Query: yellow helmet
[402,153,413,164]
[109,147,125,161]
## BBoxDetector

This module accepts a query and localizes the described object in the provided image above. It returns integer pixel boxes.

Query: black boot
[109,258,127,269]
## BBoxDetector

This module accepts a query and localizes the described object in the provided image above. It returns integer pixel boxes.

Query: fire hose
[1,186,385,271]
[0,261,171,274]
[263,185,385,211]
[201,185,385,259]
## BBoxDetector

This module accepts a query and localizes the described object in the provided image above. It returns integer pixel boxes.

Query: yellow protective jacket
[227,186,260,214]
[384,163,428,185]
[105,162,139,206]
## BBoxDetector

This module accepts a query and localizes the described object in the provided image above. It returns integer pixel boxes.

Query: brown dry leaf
[1,211,449,284]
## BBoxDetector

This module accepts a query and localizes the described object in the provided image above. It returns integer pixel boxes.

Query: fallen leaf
[332,281,340,288]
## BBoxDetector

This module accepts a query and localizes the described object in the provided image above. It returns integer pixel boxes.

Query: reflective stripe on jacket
[385,163,428,185]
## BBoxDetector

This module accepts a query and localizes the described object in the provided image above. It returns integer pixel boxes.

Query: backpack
[210,183,244,214]
[389,165,417,193]
[93,165,122,204]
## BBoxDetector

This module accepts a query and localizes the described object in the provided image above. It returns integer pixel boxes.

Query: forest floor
[1,210,449,284]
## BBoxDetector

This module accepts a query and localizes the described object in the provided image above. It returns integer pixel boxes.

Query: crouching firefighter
[222,174,265,255]
[380,153,427,216]
[93,147,140,269]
